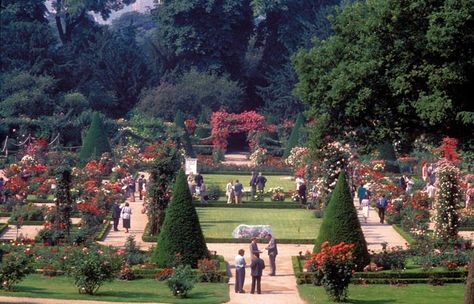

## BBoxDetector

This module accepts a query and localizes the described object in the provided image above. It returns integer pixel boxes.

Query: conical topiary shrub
[79,112,111,162]
[377,141,400,173]
[284,113,304,158]
[314,171,370,270]
[152,170,209,267]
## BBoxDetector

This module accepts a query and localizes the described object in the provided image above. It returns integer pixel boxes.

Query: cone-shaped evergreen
[152,170,209,267]
[79,112,111,162]
[314,171,370,270]
[284,113,304,158]
[377,141,400,173]
[195,112,210,139]
[174,110,185,128]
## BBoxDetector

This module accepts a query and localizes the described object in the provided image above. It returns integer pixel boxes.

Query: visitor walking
[121,202,132,233]
[0,177,4,203]
[361,194,370,223]
[128,175,136,202]
[398,175,407,192]
[256,172,267,194]
[226,180,234,204]
[425,183,436,209]
[357,184,366,209]
[137,175,147,200]
[405,176,414,194]
[298,182,307,205]
[187,172,195,195]
[377,194,388,224]
[194,172,203,188]
[265,234,278,276]
[250,252,265,294]
[234,179,243,204]
[250,237,261,255]
[111,202,122,231]
[249,171,257,197]
[234,249,246,293]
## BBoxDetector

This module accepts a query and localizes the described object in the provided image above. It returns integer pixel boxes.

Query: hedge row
[0,212,11,217]
[94,219,111,241]
[193,201,301,209]
[25,194,55,203]
[292,256,468,285]
[0,223,8,236]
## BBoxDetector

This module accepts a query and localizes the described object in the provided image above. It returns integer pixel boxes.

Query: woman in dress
[121,202,132,233]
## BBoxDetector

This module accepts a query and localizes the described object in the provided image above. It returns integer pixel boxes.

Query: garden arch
[210,111,267,151]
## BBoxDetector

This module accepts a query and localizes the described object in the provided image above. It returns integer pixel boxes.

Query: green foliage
[314,172,370,270]
[146,143,182,235]
[294,0,474,149]
[0,244,34,291]
[55,168,73,237]
[10,204,45,222]
[122,235,147,266]
[0,0,55,73]
[155,0,253,78]
[285,113,304,157]
[138,69,243,120]
[195,112,210,139]
[377,142,400,173]
[152,170,209,268]
[174,111,185,129]
[79,112,111,162]
[64,245,121,295]
[167,264,195,297]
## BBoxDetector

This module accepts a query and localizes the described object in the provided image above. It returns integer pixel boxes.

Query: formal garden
[1,0,474,303]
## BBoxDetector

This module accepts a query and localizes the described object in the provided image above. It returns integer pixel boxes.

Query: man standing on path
[250,252,265,294]
[233,179,243,204]
[256,172,267,194]
[265,234,278,276]
[137,175,147,200]
[250,237,261,255]
[249,171,257,197]
[357,184,366,209]
[377,194,388,224]
[234,249,246,293]
[111,201,122,231]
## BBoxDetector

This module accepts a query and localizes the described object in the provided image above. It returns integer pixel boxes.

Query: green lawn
[0,274,229,304]
[197,207,320,240]
[203,173,295,193]
[298,283,464,304]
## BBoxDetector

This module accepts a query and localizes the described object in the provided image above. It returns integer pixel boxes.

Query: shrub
[118,263,135,281]
[11,204,45,222]
[284,113,304,158]
[155,267,174,281]
[314,172,370,270]
[377,142,400,173]
[123,235,147,265]
[0,243,34,291]
[206,184,222,200]
[78,112,111,162]
[305,242,355,302]
[167,264,195,297]
[371,246,407,270]
[64,245,121,294]
[198,258,221,282]
[152,170,209,267]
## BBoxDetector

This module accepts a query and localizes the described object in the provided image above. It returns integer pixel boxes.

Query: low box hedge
[0,223,8,235]
[8,220,44,225]
[292,255,468,285]
[25,194,55,203]
[193,201,301,209]
[94,219,111,241]
[0,212,11,217]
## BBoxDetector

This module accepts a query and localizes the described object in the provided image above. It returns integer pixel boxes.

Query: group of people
[187,172,209,203]
[111,174,147,233]
[234,234,278,294]
[357,184,388,224]
[224,172,268,204]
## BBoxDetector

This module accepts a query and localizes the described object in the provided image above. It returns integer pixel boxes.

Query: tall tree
[51,0,136,44]
[155,0,253,79]
[294,0,474,150]
[152,170,209,268]
[78,112,111,162]
[0,0,55,73]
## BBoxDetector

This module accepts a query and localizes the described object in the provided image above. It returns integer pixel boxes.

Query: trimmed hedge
[314,172,370,270]
[8,220,44,225]
[0,223,8,235]
[193,201,301,209]
[199,167,291,175]
[392,224,417,245]
[25,194,55,203]
[152,170,209,267]
[94,219,111,241]
[292,256,468,285]
[79,112,111,162]
[0,212,11,217]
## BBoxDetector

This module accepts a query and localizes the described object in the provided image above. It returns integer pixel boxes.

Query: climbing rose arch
[211,111,267,151]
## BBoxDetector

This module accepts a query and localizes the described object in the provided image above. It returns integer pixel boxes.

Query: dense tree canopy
[155,0,253,79]
[294,0,474,150]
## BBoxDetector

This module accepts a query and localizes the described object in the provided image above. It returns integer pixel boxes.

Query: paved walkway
[99,172,151,248]
[222,153,251,167]
[354,197,408,251]
[208,243,313,304]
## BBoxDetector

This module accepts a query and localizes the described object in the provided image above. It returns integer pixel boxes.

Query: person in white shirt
[425,183,436,209]
[361,195,370,223]
[234,249,246,293]
[226,180,234,204]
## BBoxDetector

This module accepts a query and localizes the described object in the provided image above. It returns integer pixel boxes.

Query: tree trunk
[465,250,474,304]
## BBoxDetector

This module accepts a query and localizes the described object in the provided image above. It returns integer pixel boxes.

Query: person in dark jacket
[250,252,265,294]
[256,172,267,194]
[249,171,257,196]
[194,172,203,188]
[265,234,278,276]
[111,202,122,231]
